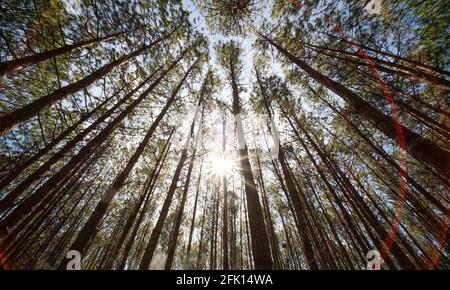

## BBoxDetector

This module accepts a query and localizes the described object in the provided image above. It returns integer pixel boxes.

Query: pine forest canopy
[0,0,448,270]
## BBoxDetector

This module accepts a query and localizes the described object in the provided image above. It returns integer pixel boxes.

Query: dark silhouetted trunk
[185,159,203,265]
[164,146,197,270]
[138,69,204,269]
[0,30,129,75]
[0,79,131,195]
[105,129,174,269]
[0,49,189,236]
[255,65,318,269]
[57,58,198,269]
[0,27,178,136]
[263,35,450,180]
[229,60,273,270]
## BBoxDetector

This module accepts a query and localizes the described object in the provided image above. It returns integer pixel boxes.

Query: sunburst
[205,152,234,177]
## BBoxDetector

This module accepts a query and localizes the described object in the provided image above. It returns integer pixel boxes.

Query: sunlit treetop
[196,0,261,36]
[214,40,244,80]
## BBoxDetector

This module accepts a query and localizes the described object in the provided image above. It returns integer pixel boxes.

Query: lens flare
[207,153,233,177]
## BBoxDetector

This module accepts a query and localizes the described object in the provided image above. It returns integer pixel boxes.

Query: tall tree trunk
[117,132,173,270]
[230,62,273,270]
[185,158,203,266]
[221,112,229,270]
[105,129,174,269]
[324,32,450,77]
[0,26,179,136]
[0,75,146,203]
[262,35,450,180]
[57,58,198,269]
[229,189,237,269]
[0,81,126,193]
[209,188,218,270]
[307,85,448,215]
[212,184,219,269]
[138,80,204,269]
[46,165,112,266]
[279,208,299,269]
[254,147,281,269]
[164,150,196,270]
[0,136,110,257]
[178,74,212,268]
[0,48,190,236]
[195,190,209,269]
[255,65,318,269]
[303,41,450,87]
[15,154,106,268]
[288,106,417,268]
[0,30,129,75]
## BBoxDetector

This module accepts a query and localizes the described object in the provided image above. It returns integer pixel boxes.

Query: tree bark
[262,35,450,180]
[0,49,189,236]
[0,30,129,75]
[230,63,273,269]
[138,65,203,269]
[0,26,178,136]
[0,80,129,194]
[164,147,197,270]
[57,58,198,269]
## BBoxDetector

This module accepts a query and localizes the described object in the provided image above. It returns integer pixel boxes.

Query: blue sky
[181,0,284,103]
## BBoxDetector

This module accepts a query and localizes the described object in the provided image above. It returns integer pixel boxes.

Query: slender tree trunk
[0,49,189,237]
[184,74,212,266]
[324,32,450,77]
[242,187,253,269]
[165,144,198,269]
[105,129,174,269]
[24,161,105,268]
[221,112,229,270]
[195,190,209,269]
[209,189,218,270]
[230,63,273,270]
[185,160,202,266]
[229,189,237,269]
[285,111,372,264]
[316,103,446,238]
[255,65,318,269]
[117,132,173,270]
[304,42,450,87]
[57,58,198,269]
[262,35,450,180]
[289,107,417,268]
[0,26,178,136]
[0,79,130,195]
[0,137,110,256]
[0,30,129,75]
[138,77,204,269]
[254,147,281,269]
[213,182,220,269]
[46,165,111,266]
[308,85,448,214]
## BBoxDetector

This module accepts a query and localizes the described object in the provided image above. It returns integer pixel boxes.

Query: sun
[207,153,233,177]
